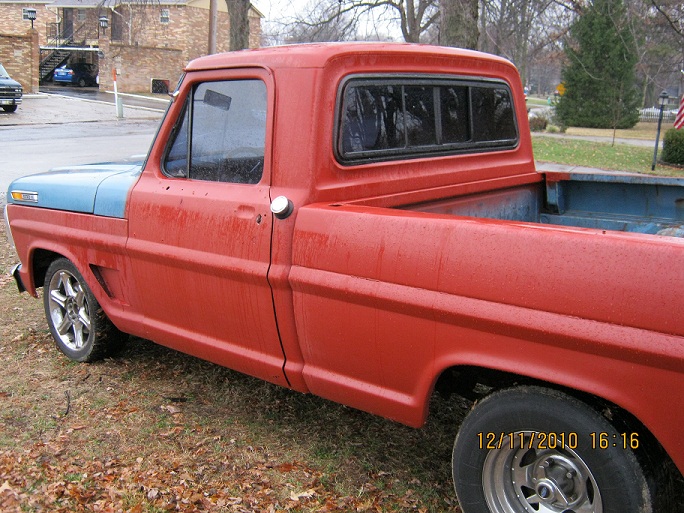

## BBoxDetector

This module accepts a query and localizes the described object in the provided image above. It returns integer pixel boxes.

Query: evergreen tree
[556,0,640,129]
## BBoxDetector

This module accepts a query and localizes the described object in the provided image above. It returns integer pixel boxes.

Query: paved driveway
[0,94,165,206]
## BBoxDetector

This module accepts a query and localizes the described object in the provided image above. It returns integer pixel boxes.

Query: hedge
[662,128,684,166]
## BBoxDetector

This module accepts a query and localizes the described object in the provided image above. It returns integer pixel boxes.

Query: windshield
[0,64,9,79]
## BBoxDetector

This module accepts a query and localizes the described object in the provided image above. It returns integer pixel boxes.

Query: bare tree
[480,0,572,90]
[649,0,684,38]
[633,0,684,104]
[279,0,440,44]
[281,0,360,43]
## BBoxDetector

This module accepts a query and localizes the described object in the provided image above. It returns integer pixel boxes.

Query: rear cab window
[336,76,518,164]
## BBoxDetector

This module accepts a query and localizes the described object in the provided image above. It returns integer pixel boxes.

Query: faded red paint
[6,44,683,478]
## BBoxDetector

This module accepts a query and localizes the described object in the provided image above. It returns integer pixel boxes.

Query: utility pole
[208,0,218,54]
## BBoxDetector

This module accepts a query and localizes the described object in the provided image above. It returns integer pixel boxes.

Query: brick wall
[98,38,183,93]
[0,29,39,93]
[103,4,231,64]
[0,2,51,44]
[96,3,262,93]
[1,0,262,94]
[69,8,102,45]
[249,11,261,49]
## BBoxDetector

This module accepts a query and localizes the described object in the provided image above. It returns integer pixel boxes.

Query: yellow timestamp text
[590,432,639,450]
[477,431,579,450]
[477,431,640,451]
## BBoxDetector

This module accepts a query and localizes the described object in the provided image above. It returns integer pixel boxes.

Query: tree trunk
[440,0,479,49]
[226,0,250,51]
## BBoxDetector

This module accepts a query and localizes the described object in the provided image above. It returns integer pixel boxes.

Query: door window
[164,79,267,184]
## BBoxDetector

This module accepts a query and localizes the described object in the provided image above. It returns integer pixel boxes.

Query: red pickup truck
[4,43,683,513]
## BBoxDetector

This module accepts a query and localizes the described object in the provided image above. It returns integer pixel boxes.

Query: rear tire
[43,258,126,362]
[452,386,652,513]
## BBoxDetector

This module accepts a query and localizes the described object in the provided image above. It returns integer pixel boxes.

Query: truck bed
[289,181,684,466]
[401,171,684,237]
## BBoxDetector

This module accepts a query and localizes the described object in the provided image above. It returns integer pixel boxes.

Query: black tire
[453,386,652,513]
[78,78,86,87]
[43,258,126,362]
[2,105,18,113]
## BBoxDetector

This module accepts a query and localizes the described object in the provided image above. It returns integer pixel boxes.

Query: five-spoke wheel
[43,258,126,361]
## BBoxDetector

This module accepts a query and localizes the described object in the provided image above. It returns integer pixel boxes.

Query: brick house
[0,0,262,93]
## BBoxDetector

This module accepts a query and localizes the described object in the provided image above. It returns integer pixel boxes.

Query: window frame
[161,77,269,185]
[334,74,519,166]
[160,8,170,24]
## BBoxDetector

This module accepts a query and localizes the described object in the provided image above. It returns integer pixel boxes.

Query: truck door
[126,71,288,387]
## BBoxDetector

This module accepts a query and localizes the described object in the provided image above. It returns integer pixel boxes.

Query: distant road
[0,92,163,206]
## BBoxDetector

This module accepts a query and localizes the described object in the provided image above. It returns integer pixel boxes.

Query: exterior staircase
[40,49,71,82]
[39,24,96,83]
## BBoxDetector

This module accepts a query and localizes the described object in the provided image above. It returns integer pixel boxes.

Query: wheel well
[30,249,64,290]
[434,365,684,508]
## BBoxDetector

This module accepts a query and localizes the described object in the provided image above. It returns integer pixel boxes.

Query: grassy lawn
[526,97,551,107]
[564,122,662,140]
[0,231,465,512]
[532,123,684,177]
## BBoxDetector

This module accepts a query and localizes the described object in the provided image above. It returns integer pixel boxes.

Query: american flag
[675,95,684,129]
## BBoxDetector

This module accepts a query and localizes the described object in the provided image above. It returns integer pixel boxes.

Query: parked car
[0,63,22,113]
[53,63,98,87]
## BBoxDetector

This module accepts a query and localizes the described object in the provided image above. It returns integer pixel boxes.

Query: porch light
[25,8,36,29]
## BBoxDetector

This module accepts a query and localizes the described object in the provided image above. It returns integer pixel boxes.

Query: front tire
[452,386,652,513]
[43,258,126,362]
[2,105,18,113]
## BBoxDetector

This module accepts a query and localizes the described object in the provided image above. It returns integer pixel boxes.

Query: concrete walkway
[533,131,657,149]
[0,92,164,126]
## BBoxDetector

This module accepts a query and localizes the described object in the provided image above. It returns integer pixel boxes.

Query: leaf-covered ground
[0,230,467,512]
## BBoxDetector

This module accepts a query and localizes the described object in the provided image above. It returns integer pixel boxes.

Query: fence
[639,107,679,122]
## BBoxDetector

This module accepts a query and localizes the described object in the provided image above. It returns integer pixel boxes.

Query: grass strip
[532,136,683,177]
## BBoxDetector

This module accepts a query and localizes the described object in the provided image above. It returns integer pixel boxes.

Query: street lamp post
[99,15,109,36]
[652,90,669,171]
[25,8,36,29]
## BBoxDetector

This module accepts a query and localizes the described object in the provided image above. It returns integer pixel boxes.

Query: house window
[160,9,170,24]
[336,76,518,164]
[22,8,34,20]
[111,10,123,41]
[164,80,268,184]
[77,9,86,22]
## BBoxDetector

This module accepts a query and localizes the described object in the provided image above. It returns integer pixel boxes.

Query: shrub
[662,129,684,166]
[529,115,548,132]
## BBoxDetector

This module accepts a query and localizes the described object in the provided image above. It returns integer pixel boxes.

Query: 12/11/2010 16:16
[478,431,640,451]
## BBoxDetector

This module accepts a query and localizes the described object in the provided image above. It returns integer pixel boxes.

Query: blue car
[53,63,98,87]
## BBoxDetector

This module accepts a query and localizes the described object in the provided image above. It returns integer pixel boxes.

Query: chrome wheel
[47,269,92,351]
[43,258,127,362]
[453,387,652,513]
[483,431,601,513]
